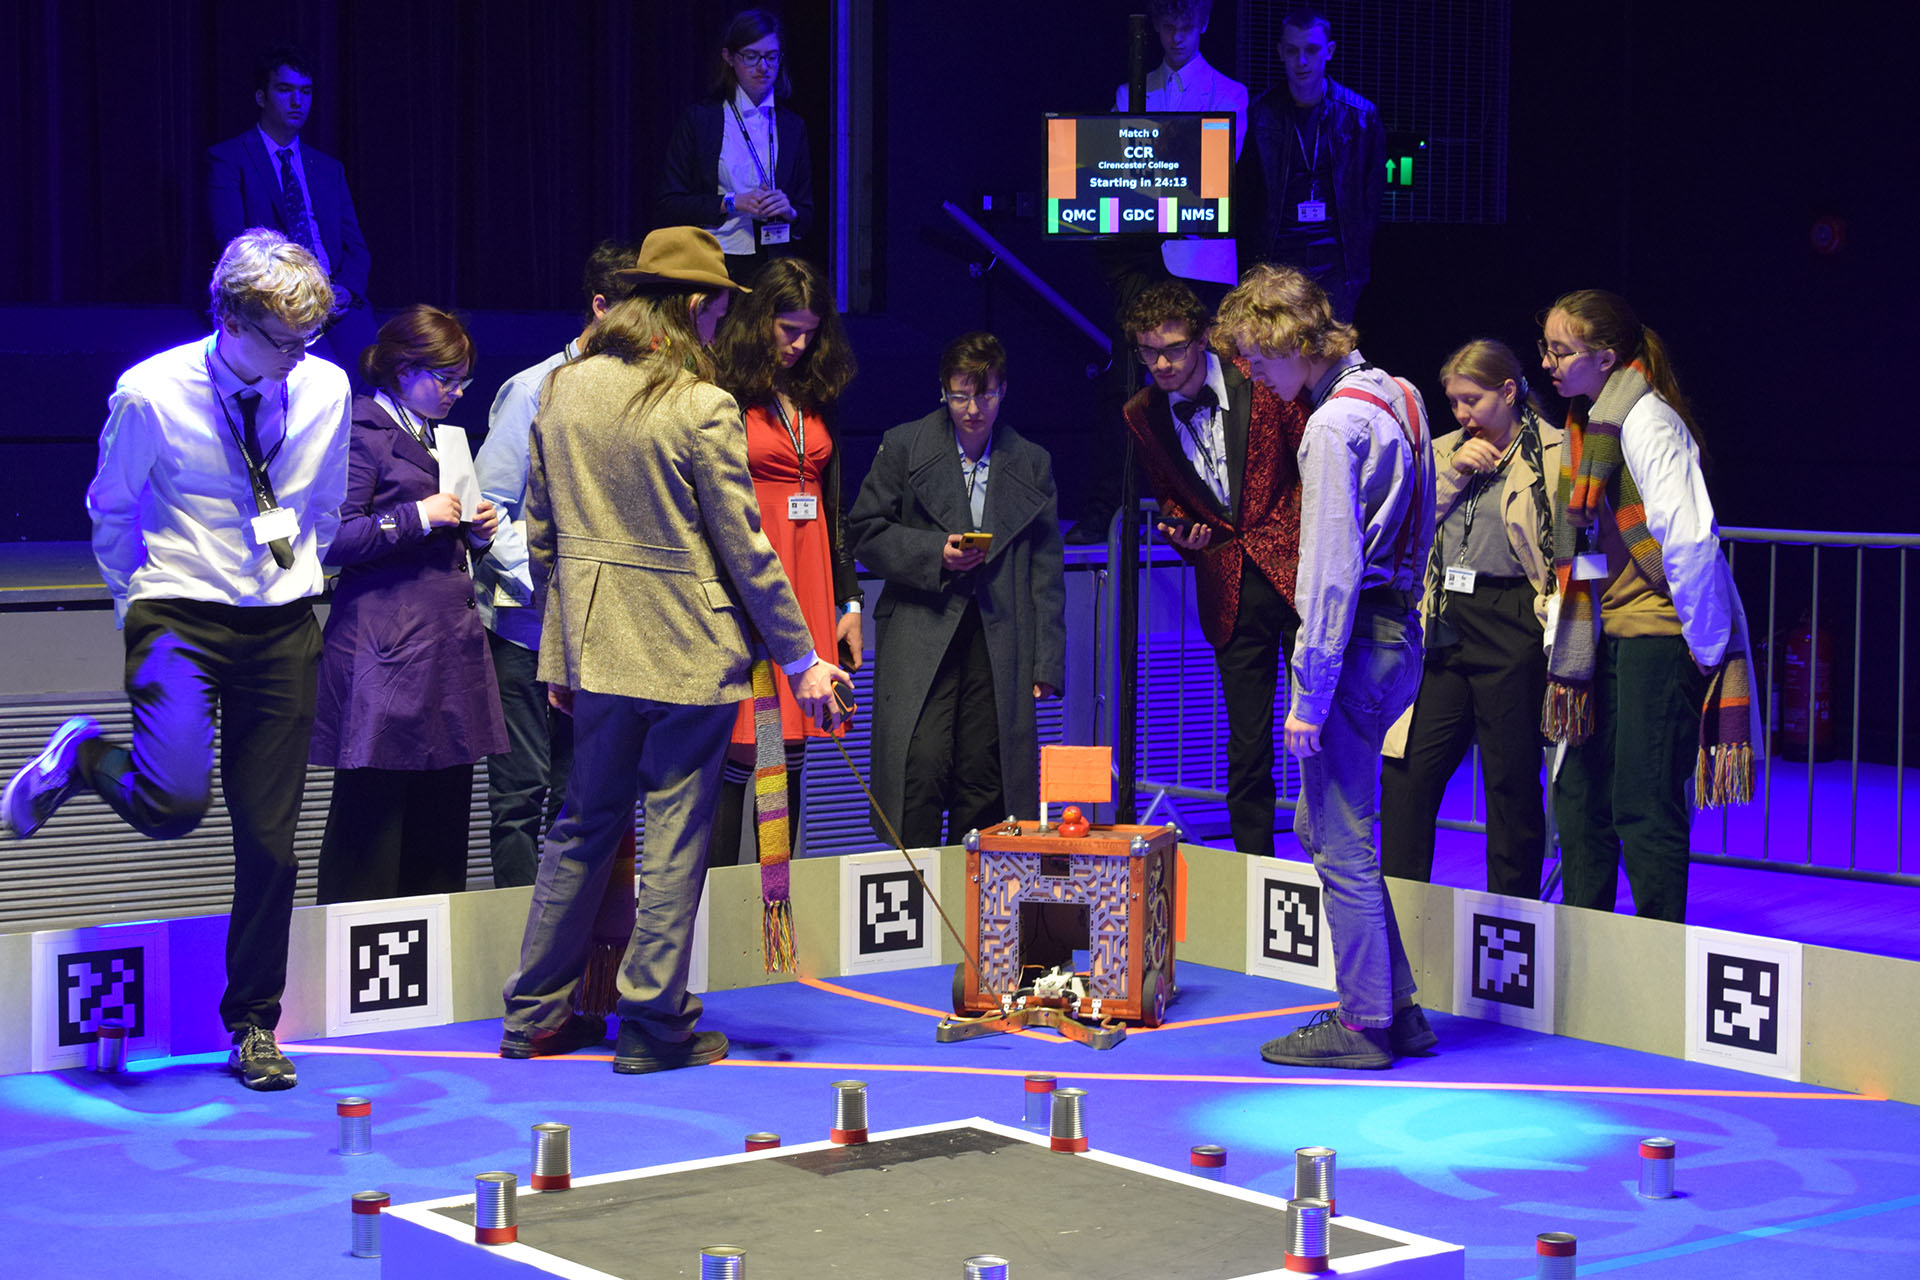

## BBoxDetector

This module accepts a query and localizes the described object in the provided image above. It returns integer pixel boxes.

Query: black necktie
[238,390,295,569]
[275,148,318,256]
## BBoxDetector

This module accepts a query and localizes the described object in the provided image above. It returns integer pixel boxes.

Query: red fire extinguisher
[1779,610,1833,762]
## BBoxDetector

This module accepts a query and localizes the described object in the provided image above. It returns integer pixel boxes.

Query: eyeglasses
[942,387,1006,408]
[424,368,475,393]
[1135,339,1197,366]
[732,49,782,67]
[248,320,323,356]
[1536,338,1596,368]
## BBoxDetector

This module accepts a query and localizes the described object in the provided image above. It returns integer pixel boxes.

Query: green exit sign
[1384,133,1427,188]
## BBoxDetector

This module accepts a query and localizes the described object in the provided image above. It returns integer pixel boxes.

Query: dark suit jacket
[1123,360,1308,649]
[208,129,371,302]
[310,396,505,771]
[848,410,1066,835]
[655,98,815,244]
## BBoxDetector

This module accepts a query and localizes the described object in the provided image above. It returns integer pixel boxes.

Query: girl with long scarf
[1380,339,1562,899]
[1537,290,1756,922]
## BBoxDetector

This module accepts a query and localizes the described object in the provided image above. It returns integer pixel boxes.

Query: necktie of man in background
[275,148,318,257]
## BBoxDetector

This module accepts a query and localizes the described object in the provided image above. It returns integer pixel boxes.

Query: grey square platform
[383,1118,1463,1278]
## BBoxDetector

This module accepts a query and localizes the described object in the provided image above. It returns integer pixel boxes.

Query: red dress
[731,401,844,743]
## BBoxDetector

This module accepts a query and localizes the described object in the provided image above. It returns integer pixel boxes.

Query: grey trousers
[500,690,732,1042]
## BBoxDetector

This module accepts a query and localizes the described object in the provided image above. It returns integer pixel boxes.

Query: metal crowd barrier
[1097,502,1920,886]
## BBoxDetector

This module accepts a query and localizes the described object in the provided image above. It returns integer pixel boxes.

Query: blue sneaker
[2,716,101,838]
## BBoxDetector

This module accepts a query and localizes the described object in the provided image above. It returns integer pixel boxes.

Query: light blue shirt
[958,434,993,529]
[1289,351,1435,725]
[474,340,577,648]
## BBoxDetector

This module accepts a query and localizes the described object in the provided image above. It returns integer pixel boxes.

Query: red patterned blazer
[1122,358,1307,649]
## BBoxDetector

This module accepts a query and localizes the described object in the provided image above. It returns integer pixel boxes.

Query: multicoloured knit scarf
[1542,361,1754,806]
[749,658,798,972]
[572,828,638,1018]
[1424,403,1552,646]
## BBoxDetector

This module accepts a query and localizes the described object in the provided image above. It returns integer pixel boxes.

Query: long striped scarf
[571,828,638,1018]
[749,658,798,972]
[1543,361,1754,806]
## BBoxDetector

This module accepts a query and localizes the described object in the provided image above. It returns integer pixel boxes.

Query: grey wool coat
[847,409,1067,840]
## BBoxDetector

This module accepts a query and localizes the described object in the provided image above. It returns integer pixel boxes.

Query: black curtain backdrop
[0,0,831,310]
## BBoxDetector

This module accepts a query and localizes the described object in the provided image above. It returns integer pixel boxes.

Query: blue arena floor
[2,962,1916,1278]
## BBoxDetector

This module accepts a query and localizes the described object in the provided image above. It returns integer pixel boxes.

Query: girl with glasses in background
[657,8,814,283]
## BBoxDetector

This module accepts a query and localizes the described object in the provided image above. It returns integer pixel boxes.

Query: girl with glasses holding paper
[657,9,814,283]
[311,305,506,904]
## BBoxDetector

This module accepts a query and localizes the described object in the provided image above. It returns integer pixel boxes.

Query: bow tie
[1174,386,1218,427]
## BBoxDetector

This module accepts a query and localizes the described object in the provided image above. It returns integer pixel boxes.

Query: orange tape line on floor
[277,1043,1883,1100]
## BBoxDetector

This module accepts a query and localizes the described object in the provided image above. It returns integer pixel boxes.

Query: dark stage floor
[3,963,1915,1278]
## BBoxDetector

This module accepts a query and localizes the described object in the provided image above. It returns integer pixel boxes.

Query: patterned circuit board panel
[976,852,1133,998]
[1143,849,1169,978]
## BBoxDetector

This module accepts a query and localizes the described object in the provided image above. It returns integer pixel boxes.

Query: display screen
[1044,112,1234,238]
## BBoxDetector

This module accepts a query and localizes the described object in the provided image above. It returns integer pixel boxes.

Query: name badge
[250,506,298,545]
[1295,200,1327,223]
[1443,565,1477,594]
[787,494,819,522]
[759,222,791,246]
[1572,552,1609,581]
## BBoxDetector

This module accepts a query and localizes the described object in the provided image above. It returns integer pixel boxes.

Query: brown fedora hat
[613,227,747,293]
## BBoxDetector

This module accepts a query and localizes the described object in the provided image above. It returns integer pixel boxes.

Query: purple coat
[310,395,507,770]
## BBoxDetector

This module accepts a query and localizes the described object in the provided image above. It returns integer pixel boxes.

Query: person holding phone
[707,257,862,866]
[848,332,1066,848]
[1120,279,1309,856]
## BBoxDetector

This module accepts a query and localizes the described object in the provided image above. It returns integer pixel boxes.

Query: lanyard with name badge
[727,97,790,246]
[1442,435,1519,596]
[209,340,298,564]
[771,398,817,522]
[1291,99,1328,224]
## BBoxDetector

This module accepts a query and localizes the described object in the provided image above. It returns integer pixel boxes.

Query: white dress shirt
[87,336,352,623]
[257,128,333,279]
[716,88,776,254]
[1167,351,1233,508]
[1114,55,1248,284]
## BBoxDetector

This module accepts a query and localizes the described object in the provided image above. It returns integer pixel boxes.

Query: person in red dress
[708,258,861,863]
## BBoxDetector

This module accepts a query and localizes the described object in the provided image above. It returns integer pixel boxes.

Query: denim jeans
[1293,605,1424,1028]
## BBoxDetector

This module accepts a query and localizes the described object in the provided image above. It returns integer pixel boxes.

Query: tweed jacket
[1123,358,1309,649]
[526,355,813,704]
